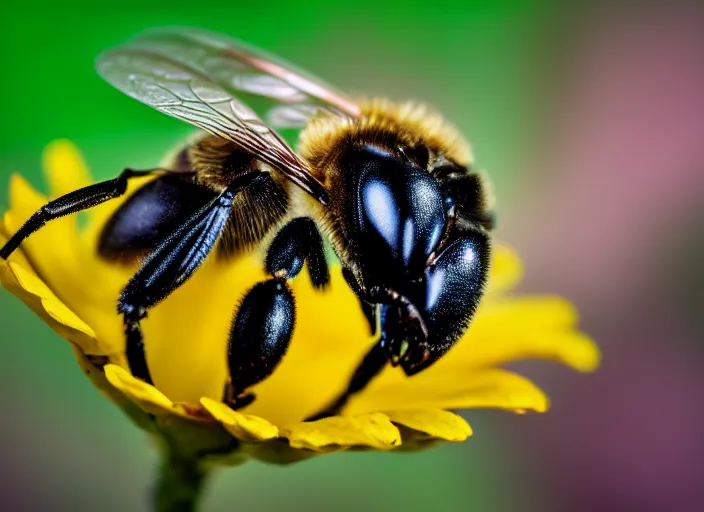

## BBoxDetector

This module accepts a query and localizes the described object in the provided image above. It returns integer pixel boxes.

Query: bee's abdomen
[98,174,217,263]
[99,137,289,263]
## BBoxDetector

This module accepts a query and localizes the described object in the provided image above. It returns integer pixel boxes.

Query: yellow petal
[385,409,472,441]
[478,295,579,330]
[3,173,85,293]
[486,244,523,295]
[200,397,279,442]
[7,173,46,219]
[0,220,33,268]
[467,330,601,373]
[348,368,549,415]
[0,256,100,354]
[5,173,77,255]
[71,348,154,431]
[2,173,136,358]
[42,140,93,197]
[281,413,401,452]
[449,296,600,373]
[104,364,196,420]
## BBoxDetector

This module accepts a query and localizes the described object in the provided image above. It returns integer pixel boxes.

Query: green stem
[155,454,210,512]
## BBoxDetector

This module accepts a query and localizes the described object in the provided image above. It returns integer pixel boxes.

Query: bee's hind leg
[225,217,329,409]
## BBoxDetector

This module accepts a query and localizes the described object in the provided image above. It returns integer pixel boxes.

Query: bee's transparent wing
[102,27,359,128]
[96,29,361,202]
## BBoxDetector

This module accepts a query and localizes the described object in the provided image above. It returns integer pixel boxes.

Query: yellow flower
[0,140,599,465]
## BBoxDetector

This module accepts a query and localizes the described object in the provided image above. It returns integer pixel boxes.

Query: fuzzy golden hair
[172,135,290,258]
[298,99,473,179]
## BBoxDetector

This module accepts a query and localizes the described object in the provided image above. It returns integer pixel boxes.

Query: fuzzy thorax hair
[298,99,473,180]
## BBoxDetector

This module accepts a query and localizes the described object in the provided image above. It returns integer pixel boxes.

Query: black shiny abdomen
[340,145,446,287]
[99,164,289,263]
[98,174,216,262]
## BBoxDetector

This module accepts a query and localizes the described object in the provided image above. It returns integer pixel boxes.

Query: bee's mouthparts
[389,340,410,366]
[382,292,429,367]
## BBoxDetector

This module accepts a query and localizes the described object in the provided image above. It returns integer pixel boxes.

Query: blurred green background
[1,1,703,511]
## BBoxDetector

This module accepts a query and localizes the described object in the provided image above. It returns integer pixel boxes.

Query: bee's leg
[117,171,266,384]
[0,168,158,259]
[305,290,425,420]
[305,335,388,421]
[225,278,295,408]
[225,217,329,408]
[342,266,378,335]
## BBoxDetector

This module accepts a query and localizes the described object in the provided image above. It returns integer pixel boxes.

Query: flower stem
[155,453,209,512]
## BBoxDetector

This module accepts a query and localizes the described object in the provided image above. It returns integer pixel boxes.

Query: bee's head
[340,143,446,288]
[332,143,489,375]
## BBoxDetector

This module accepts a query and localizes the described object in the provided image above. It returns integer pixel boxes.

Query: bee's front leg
[305,335,388,422]
[304,291,421,421]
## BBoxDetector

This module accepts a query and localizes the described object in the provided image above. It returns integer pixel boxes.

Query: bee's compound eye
[356,157,445,275]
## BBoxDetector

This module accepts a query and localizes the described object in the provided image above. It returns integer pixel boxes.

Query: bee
[0,28,494,417]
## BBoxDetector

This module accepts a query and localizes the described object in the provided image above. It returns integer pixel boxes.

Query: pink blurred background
[503,3,704,511]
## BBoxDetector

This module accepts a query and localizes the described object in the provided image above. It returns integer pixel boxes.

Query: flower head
[0,140,599,464]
